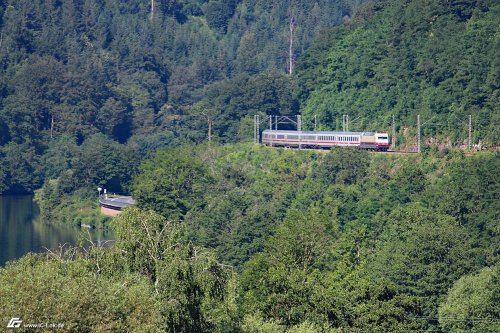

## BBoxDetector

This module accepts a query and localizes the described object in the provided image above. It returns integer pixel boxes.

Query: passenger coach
[262,130,390,151]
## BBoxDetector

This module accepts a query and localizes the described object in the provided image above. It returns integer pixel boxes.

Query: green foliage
[366,205,476,318]
[0,206,241,333]
[240,208,334,326]
[203,0,238,34]
[184,144,314,265]
[132,148,211,219]
[438,265,500,332]
[0,142,41,193]
[39,134,78,180]
[35,185,108,228]
[297,0,500,145]
[0,252,163,333]
[388,160,426,204]
[32,132,142,226]
[3,143,498,332]
[71,135,134,192]
[0,0,366,167]
[127,131,178,158]
[181,71,299,142]
[241,314,285,333]
[312,147,370,185]
[2,0,498,330]
[0,0,361,194]
[241,314,341,333]
[112,207,238,332]
[424,152,500,264]
[342,273,427,332]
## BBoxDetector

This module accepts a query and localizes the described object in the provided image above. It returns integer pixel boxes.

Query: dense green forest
[0,0,499,331]
[0,0,362,194]
[2,145,499,332]
[297,0,499,144]
[1,0,498,195]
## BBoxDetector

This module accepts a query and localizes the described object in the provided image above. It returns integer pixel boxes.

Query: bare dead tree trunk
[150,0,155,20]
[208,118,212,144]
[287,8,295,76]
[50,114,54,139]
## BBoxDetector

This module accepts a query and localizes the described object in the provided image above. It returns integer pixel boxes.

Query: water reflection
[0,195,113,266]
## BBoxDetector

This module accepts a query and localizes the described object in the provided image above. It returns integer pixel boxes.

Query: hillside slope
[0,0,361,146]
[297,0,499,145]
[0,0,363,193]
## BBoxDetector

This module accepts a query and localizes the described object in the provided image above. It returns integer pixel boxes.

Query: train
[262,130,390,151]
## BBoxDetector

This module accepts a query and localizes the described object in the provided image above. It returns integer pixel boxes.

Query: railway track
[266,145,419,154]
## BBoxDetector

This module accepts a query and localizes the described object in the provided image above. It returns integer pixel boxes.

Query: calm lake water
[0,195,112,266]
